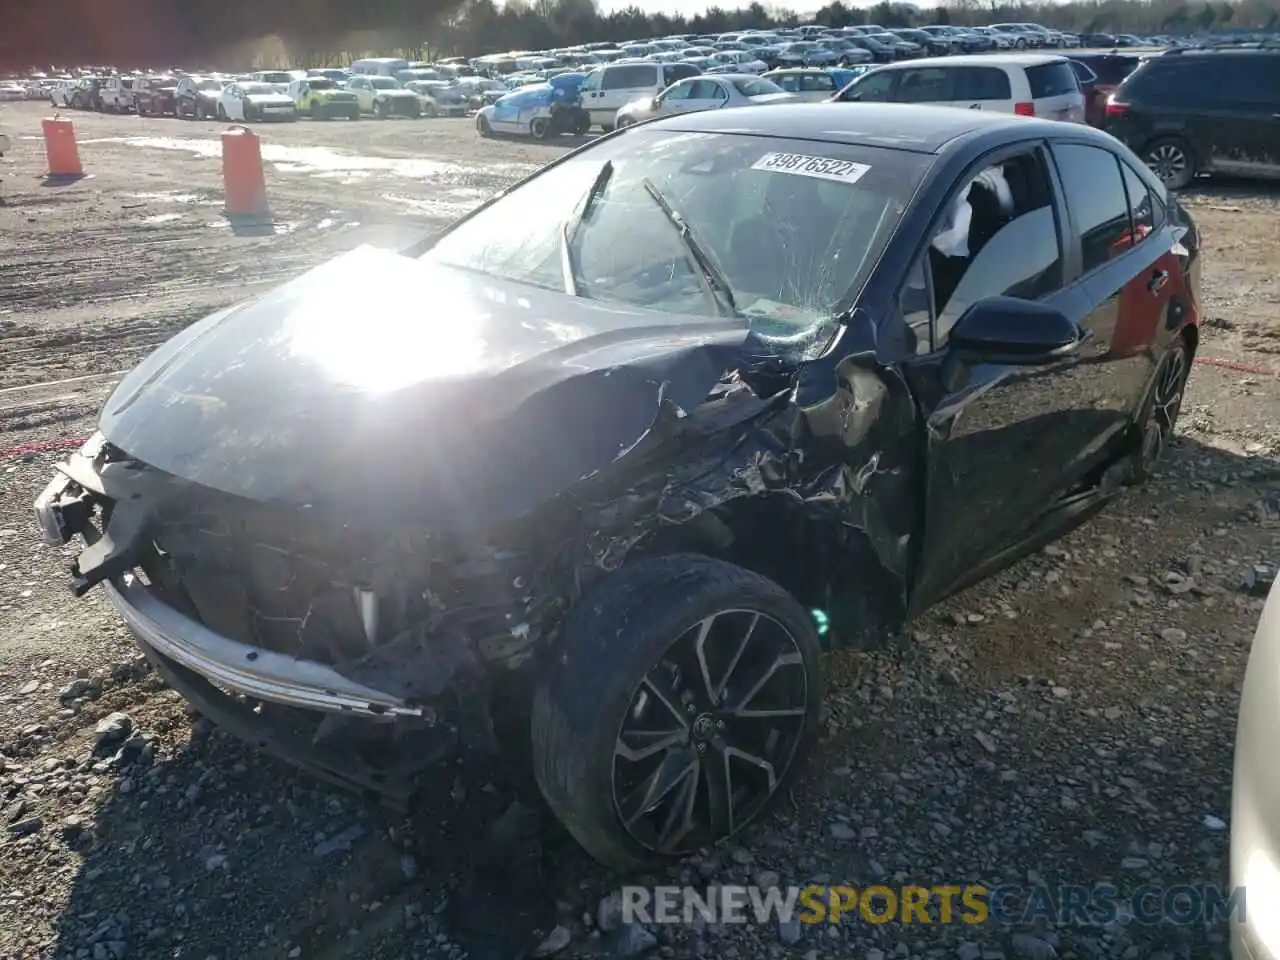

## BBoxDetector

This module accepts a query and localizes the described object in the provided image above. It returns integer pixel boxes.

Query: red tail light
[1105,96,1129,117]
[1014,101,1034,117]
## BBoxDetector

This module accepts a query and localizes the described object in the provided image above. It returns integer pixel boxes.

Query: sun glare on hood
[281,246,493,392]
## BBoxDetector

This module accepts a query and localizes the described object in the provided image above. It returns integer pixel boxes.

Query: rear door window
[604,65,656,90]
[1205,58,1278,106]
[953,66,1012,100]
[897,67,953,102]
[1052,143,1132,273]
[1026,61,1079,99]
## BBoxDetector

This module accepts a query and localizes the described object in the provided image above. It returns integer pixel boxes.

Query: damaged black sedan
[35,104,1201,870]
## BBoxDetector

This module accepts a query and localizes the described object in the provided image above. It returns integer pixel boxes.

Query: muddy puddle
[85,137,537,183]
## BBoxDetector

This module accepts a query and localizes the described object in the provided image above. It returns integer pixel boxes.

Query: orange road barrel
[221,125,269,220]
[42,116,83,178]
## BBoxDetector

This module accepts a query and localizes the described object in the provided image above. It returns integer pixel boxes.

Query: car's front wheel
[1143,136,1195,190]
[531,554,822,871]
[477,114,492,137]
[529,115,551,139]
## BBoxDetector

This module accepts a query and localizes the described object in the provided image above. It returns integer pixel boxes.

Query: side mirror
[948,296,1081,365]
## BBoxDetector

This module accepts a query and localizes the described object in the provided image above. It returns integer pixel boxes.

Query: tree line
[5,0,1278,71]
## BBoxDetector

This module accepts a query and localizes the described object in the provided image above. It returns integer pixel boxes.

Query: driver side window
[900,150,1065,351]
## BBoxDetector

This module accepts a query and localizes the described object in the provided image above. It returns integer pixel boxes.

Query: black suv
[1104,48,1280,189]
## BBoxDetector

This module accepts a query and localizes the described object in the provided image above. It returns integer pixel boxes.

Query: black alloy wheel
[1143,137,1194,190]
[1133,340,1189,483]
[610,607,810,854]
[532,554,822,870]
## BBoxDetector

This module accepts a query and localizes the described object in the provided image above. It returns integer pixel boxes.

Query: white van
[578,60,701,131]
[350,58,411,78]
[832,54,1085,123]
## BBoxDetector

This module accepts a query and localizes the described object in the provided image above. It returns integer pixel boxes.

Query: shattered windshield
[424,128,930,361]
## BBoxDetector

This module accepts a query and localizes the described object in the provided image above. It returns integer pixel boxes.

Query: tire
[1016,37,1028,49]
[1142,136,1195,190]
[571,114,590,136]
[477,115,492,137]
[375,100,389,119]
[600,122,614,133]
[311,103,323,120]
[244,105,257,122]
[349,109,360,121]
[615,116,633,130]
[217,104,226,120]
[424,103,438,118]
[531,553,823,871]
[529,116,551,140]
[1130,337,1191,484]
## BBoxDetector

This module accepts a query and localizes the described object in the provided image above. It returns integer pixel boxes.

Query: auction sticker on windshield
[751,152,871,184]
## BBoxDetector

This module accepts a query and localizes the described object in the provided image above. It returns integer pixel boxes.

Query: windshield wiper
[639,177,739,318]
[560,159,614,296]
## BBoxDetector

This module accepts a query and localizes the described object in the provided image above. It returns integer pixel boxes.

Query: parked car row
[498,43,1280,196]
[38,69,485,123]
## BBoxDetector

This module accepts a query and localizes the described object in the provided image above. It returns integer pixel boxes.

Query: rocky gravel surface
[1,101,1279,960]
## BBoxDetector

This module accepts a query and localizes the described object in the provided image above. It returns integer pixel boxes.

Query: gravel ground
[1,100,1279,960]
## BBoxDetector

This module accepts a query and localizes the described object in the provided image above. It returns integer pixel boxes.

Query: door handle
[1148,269,1169,294]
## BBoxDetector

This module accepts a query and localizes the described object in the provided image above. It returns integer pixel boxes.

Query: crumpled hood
[98,246,751,531]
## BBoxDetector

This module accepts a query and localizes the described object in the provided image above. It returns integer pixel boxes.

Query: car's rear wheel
[1132,338,1190,484]
[529,115,551,140]
[531,554,822,871]
[1142,136,1194,190]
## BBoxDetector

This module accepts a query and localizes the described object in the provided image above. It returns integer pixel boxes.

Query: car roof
[875,52,1068,68]
[643,101,1101,153]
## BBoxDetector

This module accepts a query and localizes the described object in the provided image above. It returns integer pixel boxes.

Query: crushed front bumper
[105,573,422,717]
[34,448,423,720]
